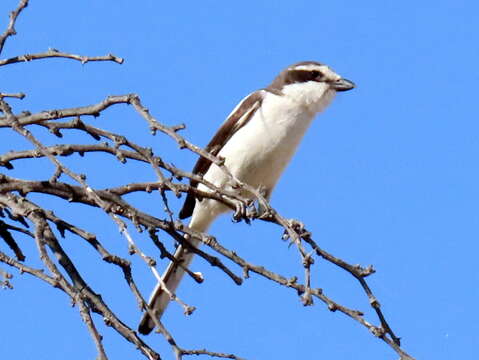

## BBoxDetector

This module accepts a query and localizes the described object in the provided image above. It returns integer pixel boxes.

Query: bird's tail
[138,242,198,334]
[138,206,215,335]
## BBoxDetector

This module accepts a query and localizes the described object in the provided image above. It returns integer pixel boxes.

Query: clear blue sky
[1,1,478,359]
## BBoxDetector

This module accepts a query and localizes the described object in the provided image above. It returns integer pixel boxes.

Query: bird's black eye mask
[285,69,324,85]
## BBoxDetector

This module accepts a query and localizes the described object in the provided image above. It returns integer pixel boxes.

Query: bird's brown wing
[178,90,265,219]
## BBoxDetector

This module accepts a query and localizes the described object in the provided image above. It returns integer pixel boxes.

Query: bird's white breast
[203,84,335,195]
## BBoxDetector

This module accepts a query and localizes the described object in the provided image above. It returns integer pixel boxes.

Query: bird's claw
[232,200,250,224]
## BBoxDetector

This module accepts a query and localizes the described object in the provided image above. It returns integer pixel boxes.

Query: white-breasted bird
[138,61,354,334]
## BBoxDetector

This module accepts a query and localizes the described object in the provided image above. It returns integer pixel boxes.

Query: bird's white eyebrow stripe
[291,64,325,71]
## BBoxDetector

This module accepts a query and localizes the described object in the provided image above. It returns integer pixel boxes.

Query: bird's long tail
[137,242,198,334]
[138,206,215,335]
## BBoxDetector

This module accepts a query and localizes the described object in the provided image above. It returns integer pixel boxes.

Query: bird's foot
[253,185,274,220]
[232,200,251,224]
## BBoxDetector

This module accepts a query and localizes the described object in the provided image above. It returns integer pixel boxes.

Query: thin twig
[0,92,25,99]
[0,94,134,127]
[78,300,108,360]
[180,349,246,360]
[0,0,29,55]
[0,48,124,67]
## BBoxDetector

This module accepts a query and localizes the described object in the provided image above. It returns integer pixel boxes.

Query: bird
[138,61,355,334]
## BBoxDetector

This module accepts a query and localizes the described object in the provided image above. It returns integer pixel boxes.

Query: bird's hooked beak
[330,78,355,92]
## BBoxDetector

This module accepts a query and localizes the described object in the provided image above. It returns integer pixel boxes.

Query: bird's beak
[331,78,355,92]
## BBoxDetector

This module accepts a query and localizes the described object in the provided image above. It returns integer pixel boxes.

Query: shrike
[139,61,354,334]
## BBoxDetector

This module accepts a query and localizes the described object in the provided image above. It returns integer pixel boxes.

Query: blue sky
[1,1,478,359]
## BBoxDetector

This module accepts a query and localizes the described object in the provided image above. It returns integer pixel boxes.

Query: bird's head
[267,61,355,113]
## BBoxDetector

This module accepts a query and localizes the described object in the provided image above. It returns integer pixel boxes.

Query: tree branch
[0,48,124,67]
[0,92,25,99]
[0,0,29,55]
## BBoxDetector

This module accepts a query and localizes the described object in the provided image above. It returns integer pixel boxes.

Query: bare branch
[0,0,29,55]
[0,94,133,127]
[180,349,246,360]
[0,92,25,99]
[0,250,58,287]
[0,194,162,360]
[0,88,415,358]
[0,220,25,260]
[0,48,124,67]
[78,300,108,360]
